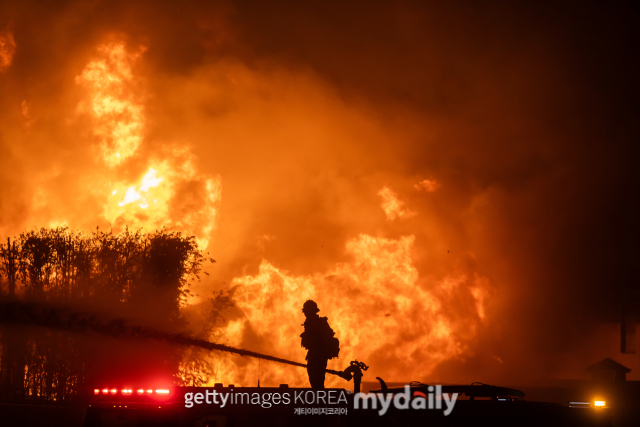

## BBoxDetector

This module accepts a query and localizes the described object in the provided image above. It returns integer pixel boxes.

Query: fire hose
[0,299,368,390]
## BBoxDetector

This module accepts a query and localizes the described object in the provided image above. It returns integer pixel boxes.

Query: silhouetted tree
[0,227,210,402]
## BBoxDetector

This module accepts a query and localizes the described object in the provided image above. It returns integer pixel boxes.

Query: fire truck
[82,360,612,427]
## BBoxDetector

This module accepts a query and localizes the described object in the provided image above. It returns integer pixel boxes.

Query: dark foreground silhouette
[300,300,340,389]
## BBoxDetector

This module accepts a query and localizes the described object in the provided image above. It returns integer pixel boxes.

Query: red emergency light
[94,387,171,396]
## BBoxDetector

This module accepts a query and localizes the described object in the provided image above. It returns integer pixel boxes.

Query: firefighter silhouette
[300,300,340,389]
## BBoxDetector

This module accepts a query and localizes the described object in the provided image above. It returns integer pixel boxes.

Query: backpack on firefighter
[322,317,340,360]
[300,316,340,360]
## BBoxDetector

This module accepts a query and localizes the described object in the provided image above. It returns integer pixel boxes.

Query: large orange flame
[68,39,490,387]
[75,42,146,166]
[203,234,489,387]
[75,42,221,248]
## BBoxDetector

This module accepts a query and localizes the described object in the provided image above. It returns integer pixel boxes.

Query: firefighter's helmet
[302,300,320,314]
